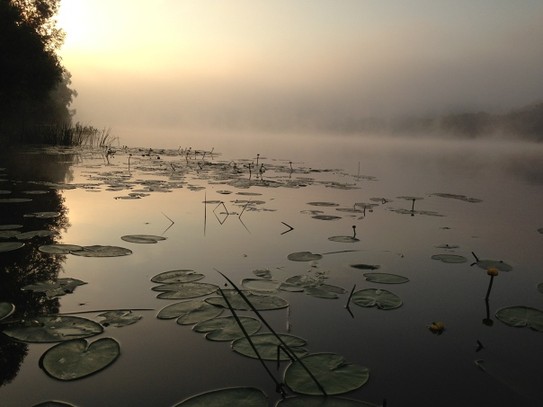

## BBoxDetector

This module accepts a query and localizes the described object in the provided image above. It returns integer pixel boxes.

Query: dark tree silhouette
[0,0,76,144]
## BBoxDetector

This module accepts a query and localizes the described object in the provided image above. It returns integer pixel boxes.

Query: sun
[56,0,93,50]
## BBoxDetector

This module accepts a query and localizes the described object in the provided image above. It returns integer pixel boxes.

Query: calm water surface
[0,134,542,407]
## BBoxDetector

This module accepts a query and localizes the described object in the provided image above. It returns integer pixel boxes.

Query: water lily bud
[486,267,499,276]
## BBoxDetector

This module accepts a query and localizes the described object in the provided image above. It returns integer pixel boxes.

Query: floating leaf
[70,245,132,257]
[328,236,359,243]
[241,278,280,293]
[304,285,346,299]
[495,306,543,332]
[351,288,402,310]
[431,254,468,264]
[2,316,103,343]
[538,283,543,294]
[24,211,60,218]
[232,333,308,360]
[40,337,120,381]
[157,300,223,324]
[363,273,409,284]
[97,310,142,327]
[16,230,54,240]
[33,401,77,407]
[22,278,87,298]
[431,193,482,203]
[0,230,21,239]
[253,269,272,279]
[350,264,380,270]
[205,290,288,311]
[287,251,322,262]
[173,387,268,407]
[0,224,23,230]
[121,234,167,244]
[0,241,24,252]
[0,302,15,321]
[307,202,339,207]
[193,316,261,341]
[284,353,370,396]
[151,269,205,284]
[473,259,513,272]
[38,244,84,254]
[277,396,379,406]
[312,215,342,221]
[153,282,219,299]
[0,198,32,203]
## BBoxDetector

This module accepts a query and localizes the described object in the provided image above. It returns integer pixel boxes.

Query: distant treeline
[0,0,81,145]
[327,102,543,142]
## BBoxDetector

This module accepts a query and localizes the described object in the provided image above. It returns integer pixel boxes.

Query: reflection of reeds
[215,269,327,397]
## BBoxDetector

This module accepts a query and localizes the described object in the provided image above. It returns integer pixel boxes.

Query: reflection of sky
[1,138,542,406]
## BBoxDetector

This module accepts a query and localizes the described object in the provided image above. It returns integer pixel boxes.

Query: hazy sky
[56,0,543,138]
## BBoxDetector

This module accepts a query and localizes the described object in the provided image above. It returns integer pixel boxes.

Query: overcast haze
[57,0,543,143]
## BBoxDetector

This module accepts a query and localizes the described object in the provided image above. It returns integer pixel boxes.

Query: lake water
[1,133,542,407]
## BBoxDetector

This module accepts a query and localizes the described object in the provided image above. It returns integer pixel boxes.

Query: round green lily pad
[38,244,84,254]
[351,288,402,310]
[23,211,60,218]
[431,254,468,263]
[495,306,543,332]
[350,264,380,270]
[151,269,205,284]
[0,302,15,321]
[363,273,409,284]
[40,337,120,380]
[15,230,54,240]
[70,245,133,257]
[474,259,513,272]
[121,234,167,244]
[22,278,87,298]
[277,396,379,406]
[0,198,32,203]
[241,278,280,293]
[312,215,342,221]
[328,236,360,243]
[153,282,219,300]
[173,387,268,407]
[0,241,25,252]
[33,401,77,407]
[284,352,370,396]
[304,284,346,299]
[157,300,223,324]
[0,224,23,230]
[97,310,142,327]
[287,251,323,262]
[307,202,339,207]
[0,230,21,239]
[205,290,288,311]
[2,315,103,343]
[232,333,308,361]
[193,316,261,341]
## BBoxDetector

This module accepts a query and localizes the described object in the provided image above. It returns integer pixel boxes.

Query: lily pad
[473,259,513,272]
[0,230,21,239]
[153,282,219,300]
[15,230,54,240]
[312,215,342,221]
[287,251,323,262]
[38,244,84,254]
[0,198,32,203]
[0,302,15,321]
[351,288,402,310]
[193,316,261,341]
[284,352,370,396]
[431,254,468,264]
[151,269,205,284]
[232,333,308,361]
[0,224,23,230]
[23,211,61,218]
[350,264,380,270]
[328,236,360,243]
[2,315,103,343]
[241,278,281,293]
[22,278,87,298]
[157,300,223,324]
[277,396,379,406]
[363,273,409,284]
[40,337,120,380]
[0,241,25,252]
[97,310,142,327]
[253,269,272,279]
[121,234,167,244]
[495,306,543,332]
[538,283,543,294]
[307,202,339,207]
[33,401,77,407]
[205,290,289,311]
[71,245,133,257]
[173,387,268,407]
[304,285,345,299]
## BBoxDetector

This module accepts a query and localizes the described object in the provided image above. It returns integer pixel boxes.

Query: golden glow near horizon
[55,0,543,135]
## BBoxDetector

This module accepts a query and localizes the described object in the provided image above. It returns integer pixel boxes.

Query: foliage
[0,0,76,144]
